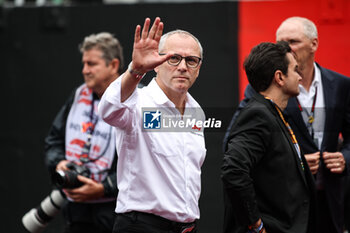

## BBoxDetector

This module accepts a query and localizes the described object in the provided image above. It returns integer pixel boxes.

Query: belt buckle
[180,224,195,233]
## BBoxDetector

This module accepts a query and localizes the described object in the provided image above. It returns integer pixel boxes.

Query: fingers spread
[134,25,141,44]
[154,22,164,42]
[141,18,151,40]
[148,17,161,39]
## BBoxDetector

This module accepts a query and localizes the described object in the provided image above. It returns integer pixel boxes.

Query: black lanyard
[296,86,317,138]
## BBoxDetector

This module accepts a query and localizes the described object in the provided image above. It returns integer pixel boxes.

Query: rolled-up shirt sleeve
[98,74,138,129]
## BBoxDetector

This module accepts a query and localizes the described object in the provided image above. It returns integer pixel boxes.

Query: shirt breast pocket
[149,132,181,157]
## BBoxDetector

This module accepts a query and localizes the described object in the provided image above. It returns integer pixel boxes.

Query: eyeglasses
[159,53,202,68]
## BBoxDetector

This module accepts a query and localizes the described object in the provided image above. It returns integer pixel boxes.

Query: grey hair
[79,32,124,74]
[277,16,318,39]
[158,30,203,59]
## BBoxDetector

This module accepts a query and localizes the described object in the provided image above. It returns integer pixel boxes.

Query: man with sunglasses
[99,17,206,233]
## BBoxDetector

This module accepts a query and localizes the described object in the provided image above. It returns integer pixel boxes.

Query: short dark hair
[244,41,291,92]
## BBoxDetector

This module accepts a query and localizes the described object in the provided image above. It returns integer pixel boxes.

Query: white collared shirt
[98,75,207,223]
[297,63,325,149]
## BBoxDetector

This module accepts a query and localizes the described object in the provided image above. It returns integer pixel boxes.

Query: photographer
[44,32,122,233]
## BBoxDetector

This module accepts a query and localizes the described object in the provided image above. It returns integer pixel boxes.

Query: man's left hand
[63,175,104,202]
[323,151,346,174]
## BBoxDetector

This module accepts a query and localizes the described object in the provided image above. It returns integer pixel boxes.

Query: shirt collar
[299,62,321,93]
[146,78,198,108]
[311,62,321,87]
[146,78,172,105]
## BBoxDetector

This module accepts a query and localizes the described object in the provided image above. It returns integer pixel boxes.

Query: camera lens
[51,163,90,189]
[52,170,81,189]
[22,189,66,233]
[52,170,66,188]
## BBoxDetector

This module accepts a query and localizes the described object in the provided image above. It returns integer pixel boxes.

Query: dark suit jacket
[223,64,350,233]
[222,92,316,233]
[284,64,350,233]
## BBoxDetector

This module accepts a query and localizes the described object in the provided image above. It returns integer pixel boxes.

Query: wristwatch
[128,62,145,80]
[248,220,264,233]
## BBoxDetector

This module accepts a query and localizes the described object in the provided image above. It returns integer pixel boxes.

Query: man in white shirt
[99,17,206,233]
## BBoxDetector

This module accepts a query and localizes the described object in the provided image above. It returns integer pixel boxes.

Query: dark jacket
[222,92,316,233]
[225,64,350,233]
[284,64,350,233]
[44,88,118,197]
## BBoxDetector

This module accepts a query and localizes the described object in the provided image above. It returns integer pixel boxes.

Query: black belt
[121,211,196,233]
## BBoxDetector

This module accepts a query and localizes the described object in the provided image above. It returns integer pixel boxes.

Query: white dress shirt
[297,63,325,149]
[98,75,207,223]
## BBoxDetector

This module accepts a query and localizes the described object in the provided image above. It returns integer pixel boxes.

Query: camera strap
[80,93,99,164]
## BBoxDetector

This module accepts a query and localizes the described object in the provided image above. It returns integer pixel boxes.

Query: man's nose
[177,59,187,70]
[82,64,89,74]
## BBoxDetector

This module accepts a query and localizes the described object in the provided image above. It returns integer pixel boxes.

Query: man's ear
[110,59,120,74]
[311,37,318,53]
[274,70,284,87]
[154,66,159,73]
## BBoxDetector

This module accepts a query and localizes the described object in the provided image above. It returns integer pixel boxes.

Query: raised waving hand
[121,17,172,102]
[131,17,173,74]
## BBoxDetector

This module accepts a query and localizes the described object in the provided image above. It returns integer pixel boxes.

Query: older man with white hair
[99,17,206,233]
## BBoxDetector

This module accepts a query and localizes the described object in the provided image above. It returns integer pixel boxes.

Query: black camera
[22,162,91,233]
[52,162,91,189]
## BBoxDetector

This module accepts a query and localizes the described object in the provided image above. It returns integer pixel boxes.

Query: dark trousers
[112,211,196,233]
[315,190,338,233]
[63,201,116,233]
[344,175,350,231]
